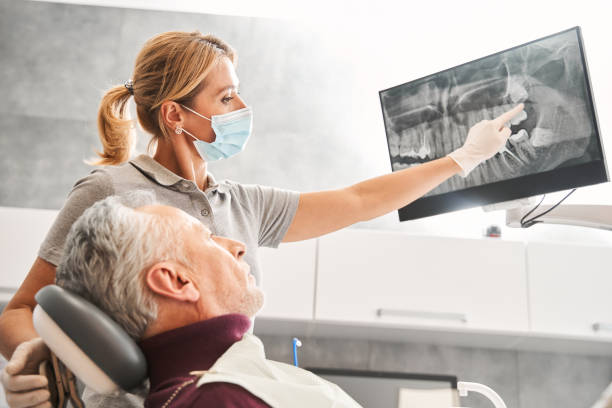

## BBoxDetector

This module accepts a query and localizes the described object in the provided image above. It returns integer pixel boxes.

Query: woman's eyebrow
[215,84,239,95]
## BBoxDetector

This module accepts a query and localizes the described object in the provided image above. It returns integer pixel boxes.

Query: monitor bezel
[379,26,609,221]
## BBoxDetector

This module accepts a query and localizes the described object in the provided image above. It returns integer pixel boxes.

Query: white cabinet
[5,203,612,354]
[0,207,58,302]
[527,241,612,338]
[256,239,317,320]
[315,229,529,332]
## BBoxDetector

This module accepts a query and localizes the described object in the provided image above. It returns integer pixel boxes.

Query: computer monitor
[308,368,458,407]
[379,26,608,221]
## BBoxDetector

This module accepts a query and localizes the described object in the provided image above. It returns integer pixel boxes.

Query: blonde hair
[91,31,237,166]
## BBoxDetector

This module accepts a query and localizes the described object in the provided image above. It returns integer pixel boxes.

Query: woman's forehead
[205,57,240,95]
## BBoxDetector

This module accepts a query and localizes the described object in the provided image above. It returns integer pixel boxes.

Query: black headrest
[33,285,147,393]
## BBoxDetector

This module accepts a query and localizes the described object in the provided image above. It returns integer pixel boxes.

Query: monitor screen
[309,368,458,408]
[379,26,608,221]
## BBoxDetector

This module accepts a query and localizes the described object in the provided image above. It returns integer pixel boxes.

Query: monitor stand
[505,204,612,231]
[480,197,612,231]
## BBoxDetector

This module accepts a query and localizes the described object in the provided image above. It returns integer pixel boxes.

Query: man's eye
[222,96,233,103]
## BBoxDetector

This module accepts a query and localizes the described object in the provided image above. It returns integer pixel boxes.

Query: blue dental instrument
[292,337,302,367]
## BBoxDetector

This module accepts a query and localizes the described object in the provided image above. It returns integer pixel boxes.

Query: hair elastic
[124,80,134,95]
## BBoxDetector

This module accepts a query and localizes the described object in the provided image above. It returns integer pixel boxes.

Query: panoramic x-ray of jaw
[383,31,597,196]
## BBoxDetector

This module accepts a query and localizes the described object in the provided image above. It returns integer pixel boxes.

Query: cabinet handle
[592,322,612,332]
[376,308,468,323]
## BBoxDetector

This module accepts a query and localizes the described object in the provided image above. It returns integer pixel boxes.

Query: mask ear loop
[180,104,212,121]
[175,126,197,140]
[177,104,212,142]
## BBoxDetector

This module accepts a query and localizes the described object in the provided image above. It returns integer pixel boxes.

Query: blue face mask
[178,104,253,161]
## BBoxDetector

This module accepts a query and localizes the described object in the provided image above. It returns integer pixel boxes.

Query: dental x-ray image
[380,26,608,221]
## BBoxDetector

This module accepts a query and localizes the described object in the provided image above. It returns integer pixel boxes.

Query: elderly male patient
[54,192,360,408]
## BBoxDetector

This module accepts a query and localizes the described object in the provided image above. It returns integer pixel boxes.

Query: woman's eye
[222,89,240,104]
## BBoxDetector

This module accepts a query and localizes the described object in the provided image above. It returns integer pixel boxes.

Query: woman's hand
[1,338,51,408]
[448,103,525,177]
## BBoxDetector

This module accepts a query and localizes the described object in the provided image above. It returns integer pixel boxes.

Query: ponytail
[89,85,135,166]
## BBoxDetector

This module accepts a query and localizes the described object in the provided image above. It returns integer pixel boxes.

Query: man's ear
[145,261,200,303]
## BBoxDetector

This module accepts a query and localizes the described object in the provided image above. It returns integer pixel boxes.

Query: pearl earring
[175,127,183,135]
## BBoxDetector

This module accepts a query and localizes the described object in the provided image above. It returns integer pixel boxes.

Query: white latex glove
[1,338,51,408]
[448,103,525,177]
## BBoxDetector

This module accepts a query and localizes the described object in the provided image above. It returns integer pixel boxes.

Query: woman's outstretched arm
[283,104,524,242]
[283,156,460,242]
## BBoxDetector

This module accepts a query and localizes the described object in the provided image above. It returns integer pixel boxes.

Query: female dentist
[0,30,523,408]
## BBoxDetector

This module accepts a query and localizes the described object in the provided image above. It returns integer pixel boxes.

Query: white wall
[30,0,612,245]
[0,207,58,300]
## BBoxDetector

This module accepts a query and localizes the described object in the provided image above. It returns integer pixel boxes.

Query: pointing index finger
[494,103,524,128]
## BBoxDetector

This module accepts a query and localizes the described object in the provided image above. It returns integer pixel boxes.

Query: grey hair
[56,190,189,339]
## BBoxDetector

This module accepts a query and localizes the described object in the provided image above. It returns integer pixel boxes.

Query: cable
[520,194,546,227]
[520,189,577,228]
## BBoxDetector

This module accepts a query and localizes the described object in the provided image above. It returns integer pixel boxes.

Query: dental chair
[32,284,508,408]
[32,284,147,407]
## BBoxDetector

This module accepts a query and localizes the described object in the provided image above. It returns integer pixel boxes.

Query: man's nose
[217,236,246,259]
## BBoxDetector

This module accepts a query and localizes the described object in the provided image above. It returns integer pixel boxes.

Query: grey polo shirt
[39,154,300,284]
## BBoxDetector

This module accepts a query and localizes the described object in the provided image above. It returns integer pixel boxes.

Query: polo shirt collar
[138,314,252,389]
[130,154,222,193]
